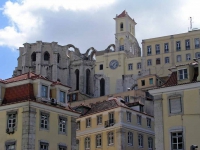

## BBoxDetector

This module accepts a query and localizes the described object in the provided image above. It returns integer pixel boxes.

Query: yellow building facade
[75,98,154,150]
[0,73,80,150]
[149,60,200,149]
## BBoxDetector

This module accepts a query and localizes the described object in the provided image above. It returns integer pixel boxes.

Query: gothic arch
[86,69,90,95]
[105,44,115,52]
[85,47,97,60]
[75,69,79,90]
[44,51,50,61]
[66,44,81,55]
[100,78,105,96]
[31,52,36,61]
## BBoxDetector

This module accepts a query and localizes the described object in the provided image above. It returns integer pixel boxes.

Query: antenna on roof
[190,17,193,31]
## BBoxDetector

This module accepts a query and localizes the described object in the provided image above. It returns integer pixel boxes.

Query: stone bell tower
[114,10,141,57]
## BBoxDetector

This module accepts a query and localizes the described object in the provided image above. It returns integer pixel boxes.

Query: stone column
[22,106,36,150]
[37,82,41,98]
[153,94,164,150]
[116,128,125,150]
[36,41,42,75]
[71,117,77,150]
[170,35,175,66]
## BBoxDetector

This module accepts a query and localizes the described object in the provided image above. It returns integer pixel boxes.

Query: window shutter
[170,98,182,113]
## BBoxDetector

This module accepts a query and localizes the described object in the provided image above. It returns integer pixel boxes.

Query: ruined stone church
[13,10,147,97]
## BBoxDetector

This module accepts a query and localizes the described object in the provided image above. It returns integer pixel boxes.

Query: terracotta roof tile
[162,72,177,87]
[117,10,126,18]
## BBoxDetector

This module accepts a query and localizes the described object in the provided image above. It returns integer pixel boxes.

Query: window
[99,64,103,70]
[44,51,50,61]
[40,112,49,129]
[185,39,190,50]
[164,43,169,53]
[7,113,17,130]
[85,137,90,149]
[149,78,153,85]
[177,55,181,62]
[108,132,114,145]
[58,145,67,150]
[165,57,170,64]
[195,38,200,48]
[137,115,142,125]
[176,41,181,51]
[86,118,91,128]
[5,141,16,150]
[40,142,49,150]
[147,118,151,128]
[137,63,141,69]
[57,53,60,63]
[169,98,182,114]
[128,132,133,146]
[178,69,188,80]
[196,52,200,58]
[97,115,102,125]
[96,134,102,147]
[186,54,191,61]
[171,132,183,150]
[31,52,36,61]
[60,91,65,103]
[120,22,123,31]
[147,46,151,55]
[77,121,80,130]
[141,80,145,86]
[128,64,133,70]
[100,78,105,96]
[148,137,153,150]
[138,134,143,148]
[155,44,160,54]
[124,96,129,103]
[67,95,70,102]
[119,45,124,51]
[41,85,48,98]
[126,112,131,122]
[59,117,67,134]
[108,112,114,125]
[147,59,152,66]
[156,58,160,65]
[72,94,76,101]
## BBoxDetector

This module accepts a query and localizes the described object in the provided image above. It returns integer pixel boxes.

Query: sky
[0,0,200,79]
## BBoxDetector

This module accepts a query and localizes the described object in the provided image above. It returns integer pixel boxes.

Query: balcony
[176,47,181,51]
[186,46,190,50]
[105,119,115,128]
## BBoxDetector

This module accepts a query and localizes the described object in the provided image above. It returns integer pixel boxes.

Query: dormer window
[41,85,48,98]
[120,22,123,31]
[60,91,65,103]
[178,69,188,80]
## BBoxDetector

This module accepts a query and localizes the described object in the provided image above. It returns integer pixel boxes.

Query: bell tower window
[120,22,123,31]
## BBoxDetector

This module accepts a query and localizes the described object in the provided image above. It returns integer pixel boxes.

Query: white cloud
[0,0,115,49]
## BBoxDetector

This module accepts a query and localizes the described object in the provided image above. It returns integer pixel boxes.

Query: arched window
[100,78,105,96]
[96,134,102,147]
[108,132,114,145]
[31,52,36,61]
[86,69,90,95]
[75,69,79,90]
[128,132,133,146]
[85,137,90,149]
[148,137,153,150]
[57,53,60,63]
[44,51,50,61]
[120,22,123,31]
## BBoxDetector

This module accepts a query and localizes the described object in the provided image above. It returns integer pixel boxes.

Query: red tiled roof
[117,10,126,18]
[162,72,177,87]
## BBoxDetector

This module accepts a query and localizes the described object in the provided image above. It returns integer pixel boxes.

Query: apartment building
[0,72,80,150]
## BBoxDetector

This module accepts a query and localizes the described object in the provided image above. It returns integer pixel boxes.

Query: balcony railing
[105,119,115,128]
[37,97,67,107]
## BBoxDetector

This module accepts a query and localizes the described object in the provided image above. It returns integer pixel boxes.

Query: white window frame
[58,145,67,150]
[7,112,17,129]
[147,59,152,66]
[137,63,141,69]
[185,39,190,49]
[96,134,102,147]
[171,132,183,150]
[165,57,170,64]
[195,38,200,48]
[178,69,188,80]
[128,63,133,70]
[186,54,191,61]
[59,91,65,103]
[5,140,16,150]
[126,111,131,122]
[138,134,143,148]
[85,137,90,149]
[108,132,114,145]
[40,142,49,150]
[76,121,80,130]
[59,116,67,134]
[137,115,142,125]
[86,118,91,128]
[147,118,151,128]
[177,55,181,62]
[97,115,102,125]
[128,132,133,146]
[148,137,153,150]
[155,44,160,54]
[40,112,49,130]
[164,43,169,52]
[176,41,181,50]
[41,85,48,98]
[147,46,151,55]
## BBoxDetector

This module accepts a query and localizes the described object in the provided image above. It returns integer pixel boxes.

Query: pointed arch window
[44,51,50,61]
[31,52,36,61]
[75,69,79,90]
[86,69,90,95]
[57,53,60,63]
[100,78,105,96]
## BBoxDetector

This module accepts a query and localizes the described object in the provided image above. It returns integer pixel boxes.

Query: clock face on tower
[109,60,119,69]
